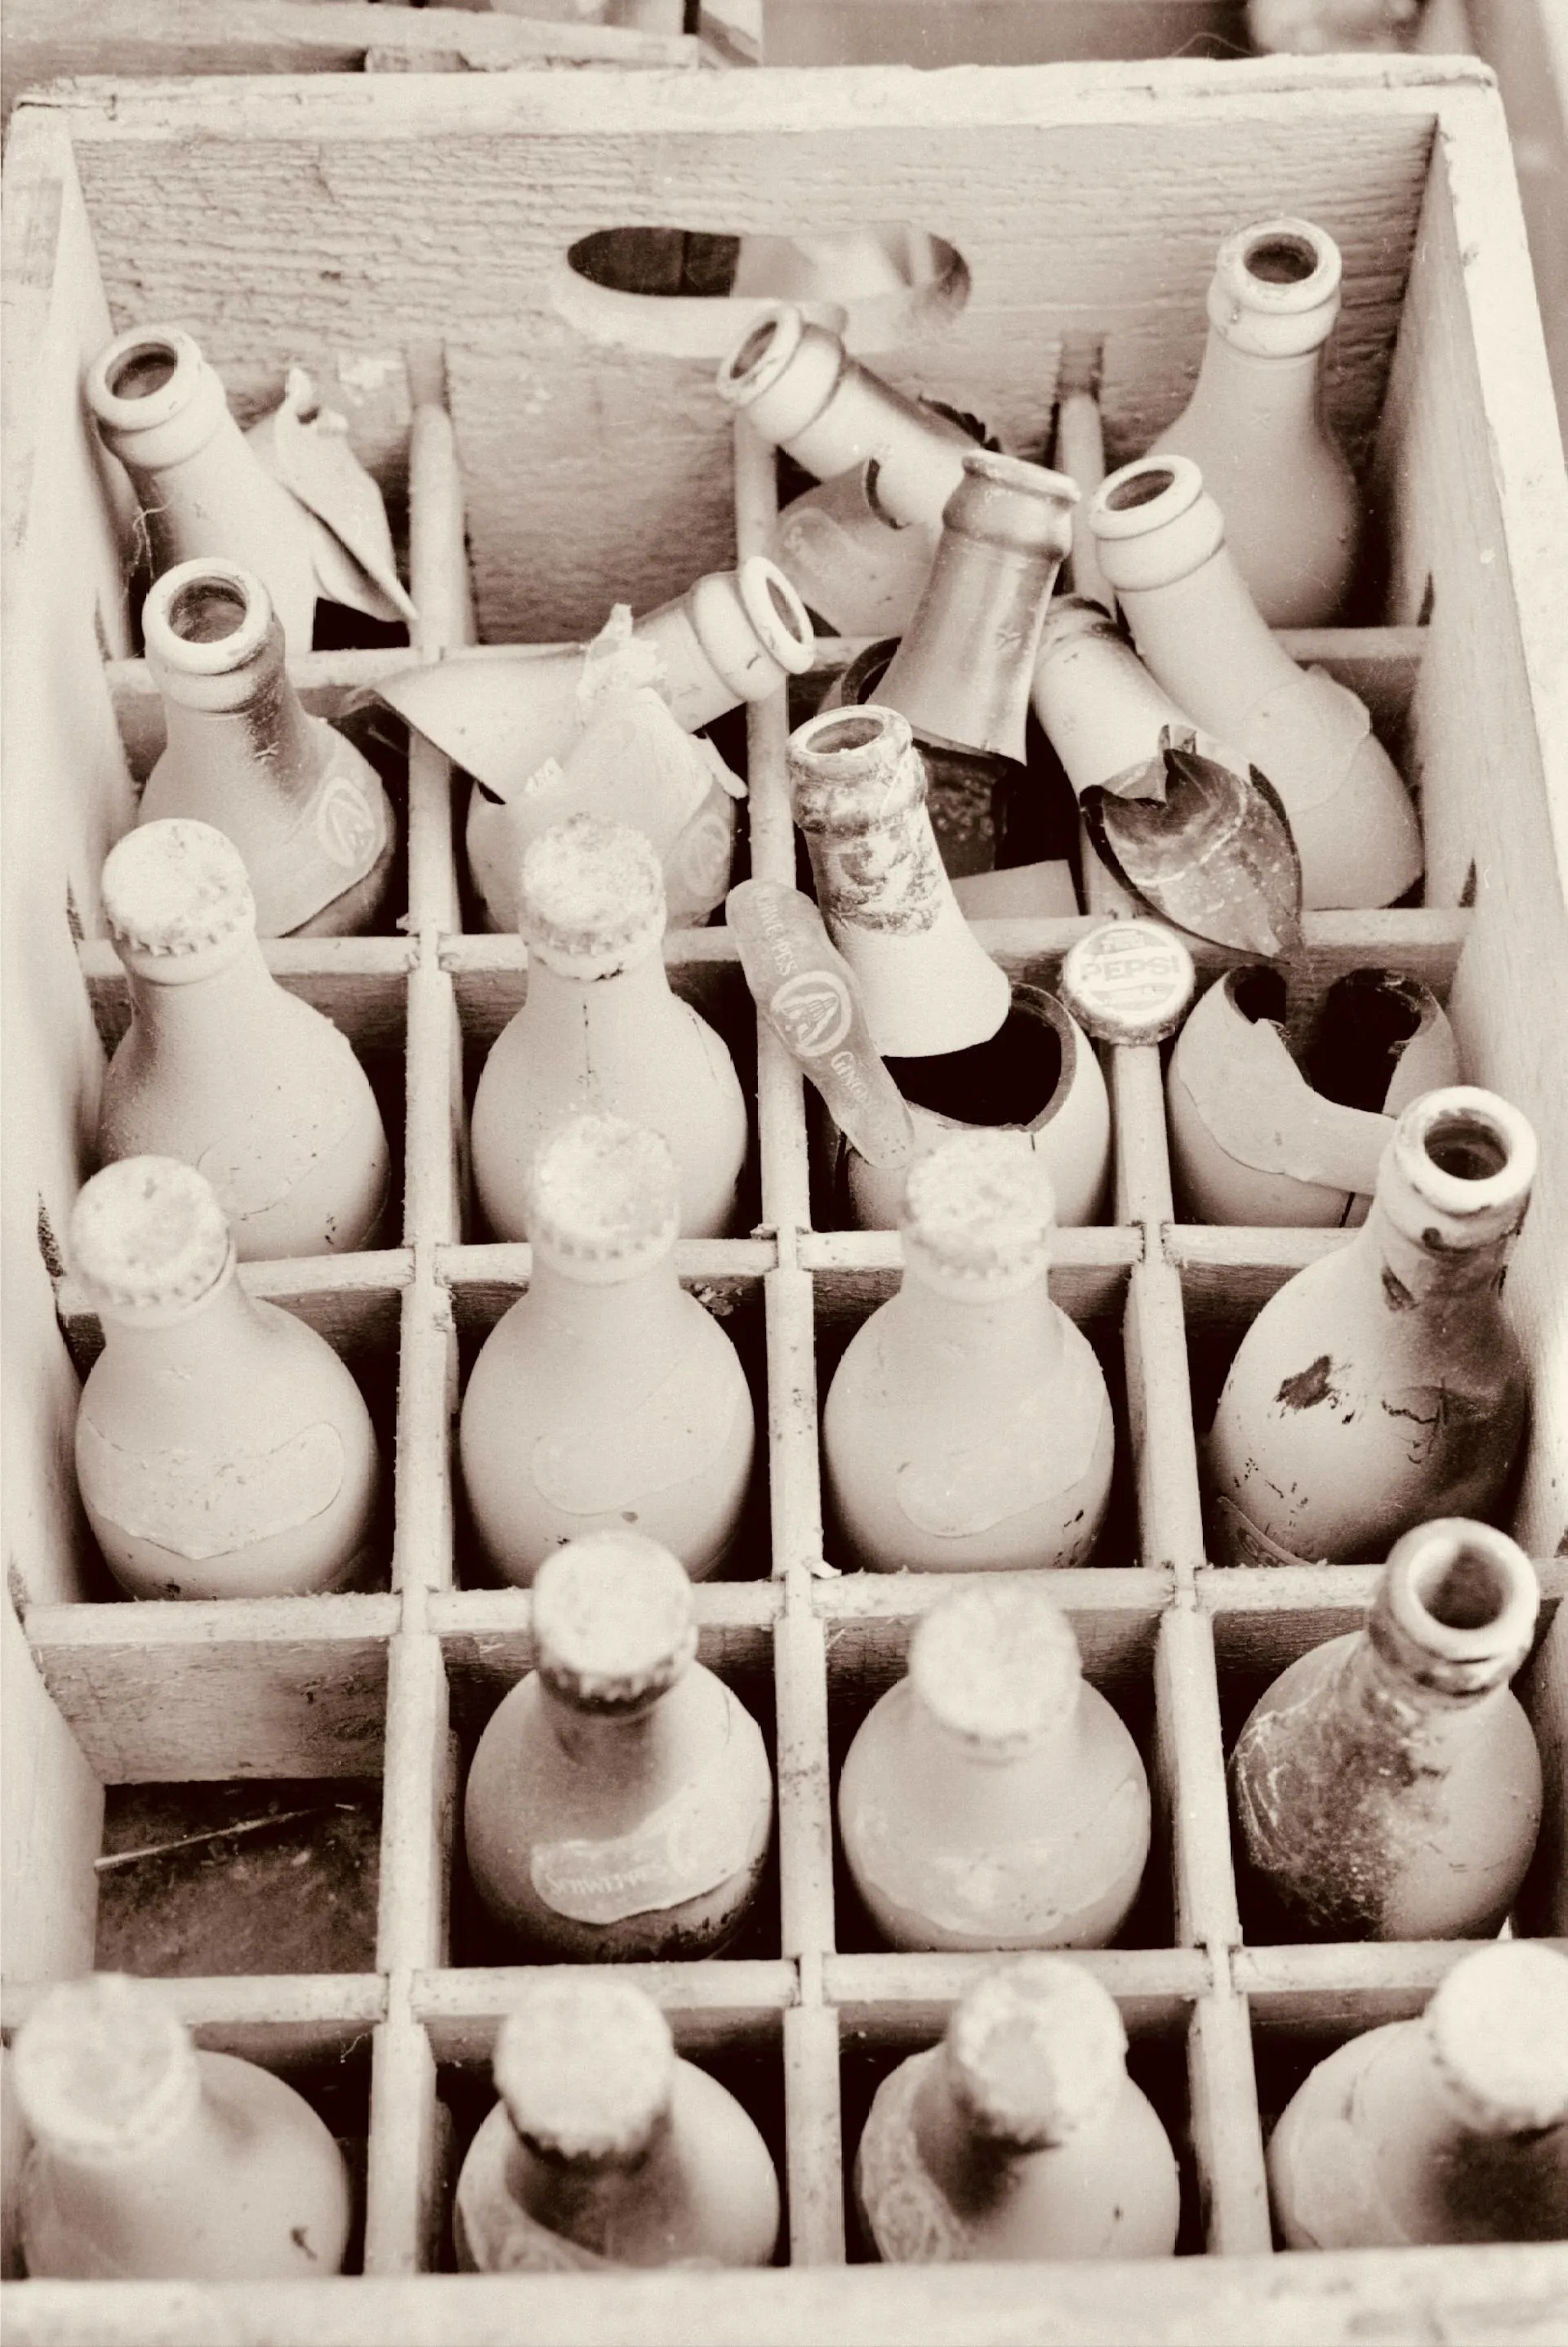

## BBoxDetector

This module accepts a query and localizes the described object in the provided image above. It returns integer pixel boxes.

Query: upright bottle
[470,814,748,1243]
[454,1974,779,2271]
[1149,217,1361,625]
[96,819,390,1261]
[1231,1519,1542,1939]
[460,1115,755,1586]
[14,1972,352,2279]
[140,560,395,936]
[1089,455,1422,909]
[1267,1941,1568,2249]
[823,1129,1114,1574]
[1208,1085,1537,1566]
[855,1958,1179,2263]
[462,1529,773,1958]
[71,1157,381,1600]
[838,1579,1150,1952]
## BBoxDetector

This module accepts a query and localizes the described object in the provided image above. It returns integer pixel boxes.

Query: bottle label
[893,1374,1107,1539]
[77,1417,346,1561]
[529,1374,740,1516]
[314,770,382,872]
[530,1742,767,1926]
[855,2054,973,2263]
[197,1082,359,1220]
[252,753,388,933]
[852,1769,1146,1942]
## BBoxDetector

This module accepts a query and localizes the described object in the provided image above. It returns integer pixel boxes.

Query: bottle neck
[1187,332,1325,453]
[523,1250,692,1378]
[124,935,283,1054]
[880,530,1062,764]
[537,1671,693,1795]
[32,2063,232,2209]
[1361,1193,1516,1310]
[1120,542,1298,716]
[97,1265,262,1376]
[1332,1630,1505,1755]
[159,658,323,806]
[1352,2020,1566,2242]
[519,950,675,1058]
[908,2043,1089,2206]
[507,2108,675,2252]
[891,1261,1066,1378]
[902,1676,1079,1845]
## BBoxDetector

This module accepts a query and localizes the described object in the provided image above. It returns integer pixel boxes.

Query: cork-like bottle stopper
[102,819,256,975]
[142,560,277,706]
[1375,1086,1538,1257]
[494,1975,676,2166]
[532,1528,699,1710]
[909,1581,1083,1760]
[1424,1942,1568,2136]
[70,1156,234,1320]
[945,1957,1129,2150]
[525,1114,680,1284]
[1208,217,1342,358]
[11,1974,203,2166]
[519,814,666,979]
[1367,1519,1539,1702]
[901,1127,1056,1299]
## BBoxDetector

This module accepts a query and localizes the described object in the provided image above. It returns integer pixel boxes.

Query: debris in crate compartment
[96,821,391,1261]
[70,1156,381,1601]
[1267,1941,1568,2248]
[839,1581,1150,1946]
[1208,1086,1537,1565]
[454,1974,778,2270]
[11,1972,354,2279]
[856,1958,1179,2261]
[1231,1519,1542,1939]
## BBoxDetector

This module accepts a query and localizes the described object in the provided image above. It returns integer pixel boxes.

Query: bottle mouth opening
[1423,1112,1511,1184]
[1244,232,1321,287]
[1103,466,1176,513]
[811,713,886,756]
[109,339,181,401]
[1411,1542,1513,1632]
[168,577,250,646]
[728,312,785,382]
[737,556,815,667]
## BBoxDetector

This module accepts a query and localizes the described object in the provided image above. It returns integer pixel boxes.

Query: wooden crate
[3,54,1567,2342]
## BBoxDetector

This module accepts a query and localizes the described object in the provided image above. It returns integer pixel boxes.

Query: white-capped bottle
[463,1531,772,1958]
[455,1975,779,2271]
[1231,1520,1542,1939]
[1089,456,1422,909]
[460,1117,755,1586]
[1150,217,1361,625]
[823,1131,1114,1574]
[71,1158,381,1600]
[15,1973,352,2279]
[470,816,747,1243]
[838,1581,1150,1951]
[856,1959,1179,2262]
[1209,1086,1536,1566]
[140,560,394,937]
[96,820,390,1261]
[1268,1942,1568,2248]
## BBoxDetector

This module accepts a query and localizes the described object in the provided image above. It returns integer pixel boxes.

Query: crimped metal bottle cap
[526,1114,679,1282]
[910,1582,1082,1757]
[1059,918,1196,1047]
[102,819,256,962]
[519,814,665,978]
[947,1957,1128,2149]
[70,1156,233,1316]
[533,1529,698,1709]
[11,1974,202,2166]
[1425,1943,1568,2135]
[494,1974,675,2165]
[1369,1519,1539,1701]
[901,1127,1055,1296]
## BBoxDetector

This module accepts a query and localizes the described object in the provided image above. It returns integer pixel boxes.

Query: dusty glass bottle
[14,1973,352,2279]
[96,819,390,1261]
[1267,1941,1568,2249]
[463,1529,772,1959]
[454,1974,779,2271]
[1150,217,1361,626]
[1208,1085,1537,1566]
[823,1129,1113,1574]
[470,814,747,1243]
[855,1958,1179,2262]
[1231,1519,1542,1939]
[838,1581,1150,1951]
[71,1157,381,1600]
[140,560,394,936]
[460,1116,755,1587]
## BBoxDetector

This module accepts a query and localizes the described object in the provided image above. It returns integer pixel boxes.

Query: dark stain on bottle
[1275,1356,1339,1412]
[1381,1265,1414,1312]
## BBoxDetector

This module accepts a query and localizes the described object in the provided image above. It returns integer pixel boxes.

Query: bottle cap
[1089,457,1226,595]
[494,1974,676,2165]
[1209,218,1343,359]
[1058,918,1196,1046]
[526,1114,680,1283]
[910,1581,1082,1758]
[101,819,256,963]
[946,1957,1128,2150]
[1425,1943,1568,2136]
[786,703,927,841]
[532,1528,698,1708]
[901,1127,1056,1298]
[1376,1086,1538,1256]
[70,1157,234,1318]
[142,559,274,680]
[518,813,666,978]
[11,1974,203,2166]
[1369,1519,1539,1700]
[939,449,1079,560]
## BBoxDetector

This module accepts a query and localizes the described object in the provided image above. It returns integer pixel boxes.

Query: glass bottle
[459,1116,755,1586]
[70,1157,381,1600]
[96,819,390,1261]
[1267,1942,1568,2248]
[822,1129,1114,1575]
[1231,1519,1542,1939]
[855,1957,1179,2262]
[1089,455,1423,909]
[454,1974,779,2271]
[470,814,748,1243]
[1150,216,1361,625]
[140,560,395,937]
[1208,1085,1537,1566]
[839,1580,1149,1951]
[14,1972,352,2279]
[1517,1600,1568,1935]
[462,1529,772,1958]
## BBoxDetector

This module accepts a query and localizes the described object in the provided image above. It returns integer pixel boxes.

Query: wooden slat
[1187,1984,1273,2255]
[825,1947,1209,2041]
[439,1239,773,1341]
[0,1970,386,2066]
[814,1568,1170,1691]
[78,937,414,1054]
[430,1580,781,1685]
[782,1999,846,2264]
[1233,1939,1510,2034]
[415,1962,795,2062]
[56,1250,409,1373]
